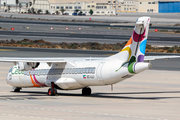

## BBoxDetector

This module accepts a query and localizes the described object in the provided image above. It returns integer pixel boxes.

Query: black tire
[53,88,57,96]
[48,88,54,96]
[14,87,21,92]
[82,87,91,96]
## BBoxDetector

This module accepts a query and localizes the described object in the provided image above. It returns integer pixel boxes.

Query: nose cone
[6,73,12,84]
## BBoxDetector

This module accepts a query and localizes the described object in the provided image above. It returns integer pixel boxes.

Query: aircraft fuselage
[6,59,132,90]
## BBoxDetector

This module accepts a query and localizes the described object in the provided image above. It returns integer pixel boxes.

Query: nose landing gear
[47,82,57,96]
[13,87,21,92]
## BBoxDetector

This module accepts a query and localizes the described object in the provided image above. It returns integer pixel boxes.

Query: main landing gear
[82,87,91,96]
[13,87,21,92]
[48,82,57,96]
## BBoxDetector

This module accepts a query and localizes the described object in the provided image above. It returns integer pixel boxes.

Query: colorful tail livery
[109,17,151,73]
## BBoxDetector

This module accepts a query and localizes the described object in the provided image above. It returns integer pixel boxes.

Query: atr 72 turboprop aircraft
[0,17,180,96]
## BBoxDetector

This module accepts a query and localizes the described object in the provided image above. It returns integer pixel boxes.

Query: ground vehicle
[78,13,86,16]
[72,12,77,15]
[63,13,69,15]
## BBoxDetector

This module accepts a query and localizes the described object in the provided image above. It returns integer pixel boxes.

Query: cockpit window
[9,67,13,72]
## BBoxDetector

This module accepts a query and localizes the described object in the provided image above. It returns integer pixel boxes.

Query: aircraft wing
[0,57,66,63]
[144,56,180,61]
[0,57,105,62]
[0,57,105,67]
[0,56,179,62]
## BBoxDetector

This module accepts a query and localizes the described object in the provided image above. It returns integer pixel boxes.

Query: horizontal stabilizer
[144,56,180,61]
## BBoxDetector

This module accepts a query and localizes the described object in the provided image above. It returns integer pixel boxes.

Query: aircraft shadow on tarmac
[0,91,57,100]
[0,91,180,100]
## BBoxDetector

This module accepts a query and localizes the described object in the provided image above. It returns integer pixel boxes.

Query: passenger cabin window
[38,70,41,76]
[83,68,86,73]
[75,68,78,74]
[72,68,75,74]
[81,68,83,74]
[36,67,96,75]
[89,68,92,73]
[51,69,54,75]
[43,69,46,75]
[48,70,51,75]
[66,68,69,74]
[41,69,44,75]
[69,68,72,74]
[86,68,89,73]
[30,70,33,75]
[58,69,61,75]
[55,69,58,75]
[24,71,27,75]
[92,67,95,74]
[27,71,30,76]
[46,69,49,75]
[32,70,36,75]
[62,69,66,74]
[78,68,81,74]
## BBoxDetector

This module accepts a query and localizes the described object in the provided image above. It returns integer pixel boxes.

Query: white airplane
[0,17,180,96]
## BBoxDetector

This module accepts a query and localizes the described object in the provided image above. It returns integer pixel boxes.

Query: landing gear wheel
[53,88,57,96]
[13,87,21,92]
[47,82,58,96]
[82,87,91,96]
[48,88,54,96]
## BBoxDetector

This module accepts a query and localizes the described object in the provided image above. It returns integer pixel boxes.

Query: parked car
[78,13,86,16]
[72,12,77,15]
[63,13,69,15]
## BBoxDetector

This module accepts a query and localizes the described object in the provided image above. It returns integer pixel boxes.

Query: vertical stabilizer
[108,17,150,62]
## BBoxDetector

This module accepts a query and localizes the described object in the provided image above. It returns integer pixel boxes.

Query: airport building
[32,0,119,15]
[134,0,180,13]
[1,0,28,12]
[1,0,180,14]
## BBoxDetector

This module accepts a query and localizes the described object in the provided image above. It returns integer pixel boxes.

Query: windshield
[9,67,13,72]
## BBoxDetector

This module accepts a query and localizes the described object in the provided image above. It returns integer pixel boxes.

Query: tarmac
[1,12,180,24]
[0,62,180,120]
[0,18,180,46]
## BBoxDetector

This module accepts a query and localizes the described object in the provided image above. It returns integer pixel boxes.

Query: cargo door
[96,62,104,81]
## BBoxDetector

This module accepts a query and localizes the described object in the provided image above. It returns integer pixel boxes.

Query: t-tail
[108,17,151,74]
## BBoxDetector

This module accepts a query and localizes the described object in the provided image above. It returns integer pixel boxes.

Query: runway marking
[0,49,16,51]
[8,105,172,120]
[0,113,64,120]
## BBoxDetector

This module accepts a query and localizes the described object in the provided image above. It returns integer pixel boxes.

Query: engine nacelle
[18,62,40,71]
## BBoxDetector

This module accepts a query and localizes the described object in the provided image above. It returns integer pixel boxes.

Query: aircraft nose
[6,73,12,83]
